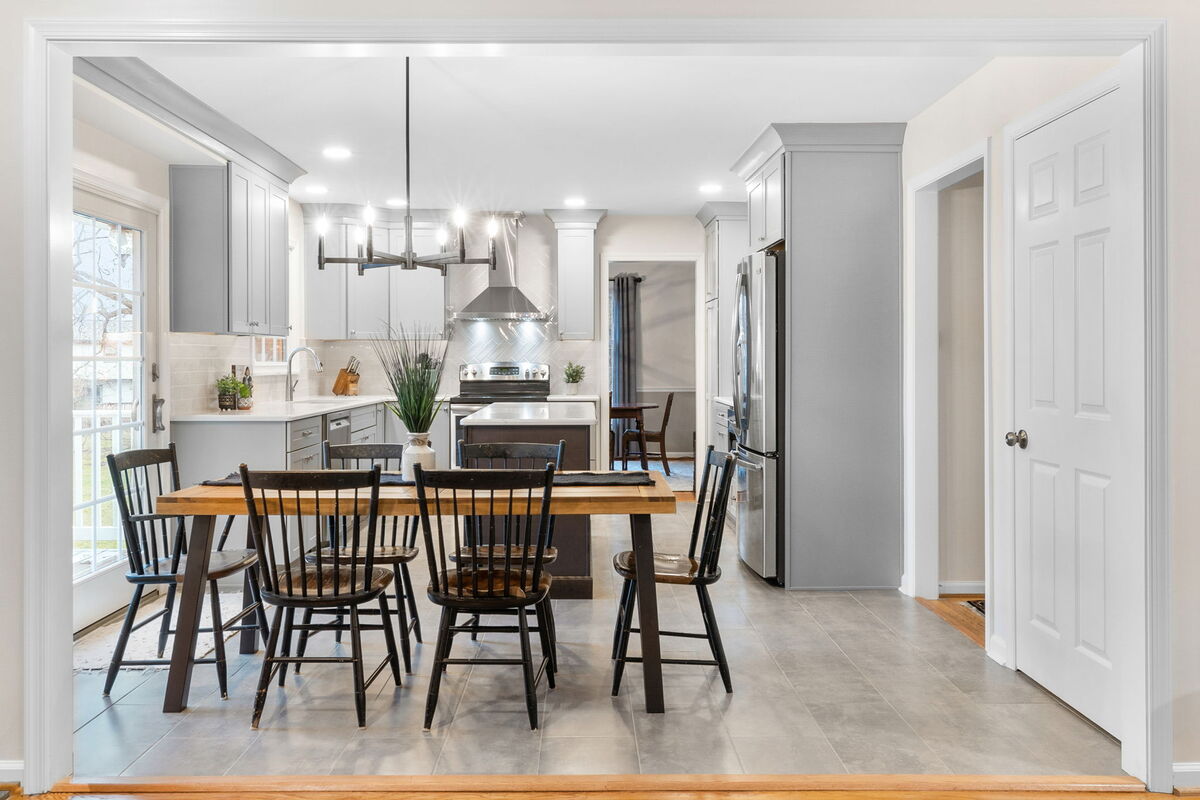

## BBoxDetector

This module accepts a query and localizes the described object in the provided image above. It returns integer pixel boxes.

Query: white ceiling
[137,55,989,214]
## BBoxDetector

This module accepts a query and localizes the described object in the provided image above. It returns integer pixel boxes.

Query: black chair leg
[401,562,422,643]
[247,566,271,643]
[698,584,732,693]
[294,608,314,674]
[251,606,284,729]
[277,608,295,687]
[335,610,344,644]
[469,613,481,641]
[157,584,177,658]
[543,599,559,673]
[612,579,637,696]
[534,601,556,689]
[104,583,145,696]
[392,563,412,673]
[378,594,403,685]
[208,580,229,699]
[424,607,454,730]
[349,605,367,728]
[612,578,634,659]
[517,607,539,729]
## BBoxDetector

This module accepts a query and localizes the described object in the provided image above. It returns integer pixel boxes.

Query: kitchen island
[461,402,598,597]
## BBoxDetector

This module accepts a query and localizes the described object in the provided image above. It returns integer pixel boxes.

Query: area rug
[74,591,249,671]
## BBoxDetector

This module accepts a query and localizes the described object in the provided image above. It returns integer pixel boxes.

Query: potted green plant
[236,380,254,410]
[371,324,449,479]
[563,361,585,395]
[215,374,242,411]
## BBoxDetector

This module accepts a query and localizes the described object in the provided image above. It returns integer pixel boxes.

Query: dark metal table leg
[239,516,259,654]
[629,513,664,713]
[163,514,216,713]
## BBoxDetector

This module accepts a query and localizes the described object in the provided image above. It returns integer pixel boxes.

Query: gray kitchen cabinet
[387,226,447,336]
[287,441,323,470]
[303,219,347,340]
[697,203,747,401]
[345,223,390,340]
[170,162,289,335]
[383,402,452,469]
[745,153,784,251]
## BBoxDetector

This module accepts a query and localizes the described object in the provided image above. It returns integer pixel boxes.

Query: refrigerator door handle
[732,267,750,436]
[735,456,762,472]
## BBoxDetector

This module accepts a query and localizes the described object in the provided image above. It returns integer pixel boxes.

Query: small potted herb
[563,361,585,395]
[216,375,242,411]
[236,380,254,410]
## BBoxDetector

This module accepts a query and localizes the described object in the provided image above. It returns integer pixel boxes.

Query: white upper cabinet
[345,224,390,340]
[697,203,748,401]
[745,153,784,251]
[704,223,718,302]
[303,220,347,340]
[388,226,447,337]
[546,208,606,341]
[170,162,289,336]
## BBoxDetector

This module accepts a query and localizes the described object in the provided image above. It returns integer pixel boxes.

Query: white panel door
[1013,88,1134,737]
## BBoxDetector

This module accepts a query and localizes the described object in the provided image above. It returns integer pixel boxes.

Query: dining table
[610,401,659,470]
[154,471,678,715]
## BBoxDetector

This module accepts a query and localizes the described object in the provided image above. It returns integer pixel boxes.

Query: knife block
[331,369,360,396]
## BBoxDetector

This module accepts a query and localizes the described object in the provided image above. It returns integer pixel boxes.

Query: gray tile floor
[74,502,1122,777]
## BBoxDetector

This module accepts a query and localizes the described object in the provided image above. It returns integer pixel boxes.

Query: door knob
[1005,430,1029,449]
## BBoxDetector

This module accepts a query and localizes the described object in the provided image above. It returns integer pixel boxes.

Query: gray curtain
[610,273,641,439]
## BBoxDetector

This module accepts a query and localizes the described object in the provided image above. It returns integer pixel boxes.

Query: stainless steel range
[448,361,550,465]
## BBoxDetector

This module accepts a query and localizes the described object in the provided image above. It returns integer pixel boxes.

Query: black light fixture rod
[403,56,415,270]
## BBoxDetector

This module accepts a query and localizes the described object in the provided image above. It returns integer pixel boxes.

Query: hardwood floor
[49,772,1148,798]
[916,595,985,648]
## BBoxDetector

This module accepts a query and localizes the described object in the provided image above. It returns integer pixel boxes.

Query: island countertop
[460,401,598,427]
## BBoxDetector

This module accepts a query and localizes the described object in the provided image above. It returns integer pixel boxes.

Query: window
[252,335,289,374]
[72,210,146,580]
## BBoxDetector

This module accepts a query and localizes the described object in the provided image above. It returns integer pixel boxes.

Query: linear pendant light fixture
[315,56,496,276]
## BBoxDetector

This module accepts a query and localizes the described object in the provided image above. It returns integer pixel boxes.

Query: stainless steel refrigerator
[732,251,783,583]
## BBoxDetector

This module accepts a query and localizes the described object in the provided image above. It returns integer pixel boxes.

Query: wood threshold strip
[917,595,986,648]
[53,774,1146,795]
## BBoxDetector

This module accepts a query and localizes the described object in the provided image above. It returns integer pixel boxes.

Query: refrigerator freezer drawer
[735,449,777,581]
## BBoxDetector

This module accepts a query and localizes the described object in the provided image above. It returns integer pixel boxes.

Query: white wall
[937,173,985,588]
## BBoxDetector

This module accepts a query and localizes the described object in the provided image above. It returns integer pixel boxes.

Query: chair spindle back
[107,444,186,577]
[688,446,737,580]
[323,442,416,552]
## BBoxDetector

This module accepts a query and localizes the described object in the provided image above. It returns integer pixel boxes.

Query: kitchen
[61,45,1136,788]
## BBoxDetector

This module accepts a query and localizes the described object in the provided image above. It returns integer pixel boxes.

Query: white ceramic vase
[564,383,580,395]
[401,432,436,480]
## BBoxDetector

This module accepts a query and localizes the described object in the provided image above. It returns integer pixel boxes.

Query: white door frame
[901,141,989,605]
[21,16,1168,794]
[599,251,707,482]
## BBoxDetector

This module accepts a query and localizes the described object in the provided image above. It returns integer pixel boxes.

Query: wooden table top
[611,402,659,411]
[156,471,678,517]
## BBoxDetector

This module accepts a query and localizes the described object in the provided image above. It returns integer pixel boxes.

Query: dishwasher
[326,411,352,446]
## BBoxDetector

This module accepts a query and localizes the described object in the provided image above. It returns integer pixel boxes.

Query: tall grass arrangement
[370,324,449,434]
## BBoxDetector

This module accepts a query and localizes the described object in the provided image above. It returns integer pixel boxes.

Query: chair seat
[612,549,719,585]
[314,544,419,563]
[449,544,558,565]
[271,561,394,597]
[132,548,258,583]
[430,568,552,602]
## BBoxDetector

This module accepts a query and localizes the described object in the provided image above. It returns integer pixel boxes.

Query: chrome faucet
[286,346,324,401]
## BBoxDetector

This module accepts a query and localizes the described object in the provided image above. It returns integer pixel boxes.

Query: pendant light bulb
[316,216,329,236]
[486,217,499,238]
[452,206,468,228]
[363,204,376,226]
[354,228,365,246]
[436,227,449,247]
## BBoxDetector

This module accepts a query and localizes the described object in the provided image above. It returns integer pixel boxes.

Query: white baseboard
[939,580,984,595]
[1174,762,1200,790]
[0,759,22,783]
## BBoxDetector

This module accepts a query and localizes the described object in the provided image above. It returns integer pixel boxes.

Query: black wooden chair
[104,444,269,698]
[611,445,736,695]
[239,464,402,728]
[456,440,564,668]
[291,442,422,674]
[622,391,676,475]
[414,464,556,730]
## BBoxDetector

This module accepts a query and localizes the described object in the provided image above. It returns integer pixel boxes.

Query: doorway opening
[606,260,698,494]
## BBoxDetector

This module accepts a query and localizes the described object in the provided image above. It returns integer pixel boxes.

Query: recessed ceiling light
[385,197,407,207]
[322,145,352,160]
[563,196,586,208]
[305,184,328,195]
[699,183,722,195]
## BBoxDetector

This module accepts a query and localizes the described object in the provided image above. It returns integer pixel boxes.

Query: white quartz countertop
[460,402,598,427]
[171,394,401,423]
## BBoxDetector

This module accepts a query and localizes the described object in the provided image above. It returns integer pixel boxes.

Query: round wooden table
[610,402,659,471]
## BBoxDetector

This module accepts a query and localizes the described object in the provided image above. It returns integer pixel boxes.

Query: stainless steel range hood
[454,214,547,321]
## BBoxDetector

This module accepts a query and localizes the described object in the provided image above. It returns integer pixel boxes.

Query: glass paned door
[71,190,157,589]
